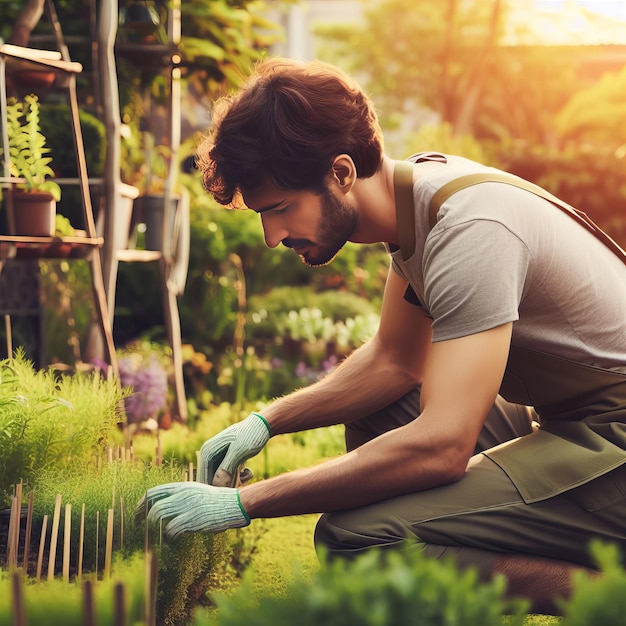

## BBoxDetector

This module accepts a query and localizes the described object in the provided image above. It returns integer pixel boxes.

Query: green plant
[0,553,148,626]
[32,458,226,626]
[0,350,125,502]
[559,541,626,625]
[121,128,172,196]
[202,544,529,626]
[5,94,61,200]
[39,104,106,178]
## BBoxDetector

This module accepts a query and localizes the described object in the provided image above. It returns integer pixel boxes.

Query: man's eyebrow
[256,201,285,214]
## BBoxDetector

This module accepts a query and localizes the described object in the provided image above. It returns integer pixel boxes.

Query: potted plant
[5,93,61,236]
[122,127,177,251]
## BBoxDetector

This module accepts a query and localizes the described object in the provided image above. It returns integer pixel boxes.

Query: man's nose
[260,214,288,248]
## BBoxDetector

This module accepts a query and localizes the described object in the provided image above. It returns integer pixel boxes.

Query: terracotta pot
[11,69,56,88]
[9,190,57,236]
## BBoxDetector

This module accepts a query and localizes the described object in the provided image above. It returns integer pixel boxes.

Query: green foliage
[0,554,147,626]
[248,286,380,328]
[32,458,227,626]
[39,259,94,365]
[554,66,626,151]
[158,532,228,626]
[203,545,528,626]
[180,0,283,92]
[316,0,581,145]
[4,95,61,200]
[560,541,626,625]
[38,104,106,178]
[404,121,493,164]
[31,461,173,569]
[495,140,626,248]
[0,351,125,502]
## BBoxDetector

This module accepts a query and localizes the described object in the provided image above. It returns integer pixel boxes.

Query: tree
[316,0,583,145]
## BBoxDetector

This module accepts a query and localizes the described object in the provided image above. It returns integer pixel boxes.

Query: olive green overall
[314,163,626,577]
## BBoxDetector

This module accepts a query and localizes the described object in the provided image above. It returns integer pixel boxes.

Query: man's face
[242,181,358,267]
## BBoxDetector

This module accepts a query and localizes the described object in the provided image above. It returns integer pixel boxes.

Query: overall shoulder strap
[393,160,417,261]
[429,173,626,265]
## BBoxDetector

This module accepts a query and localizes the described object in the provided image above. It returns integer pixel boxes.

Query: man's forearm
[239,412,462,518]
[263,337,419,435]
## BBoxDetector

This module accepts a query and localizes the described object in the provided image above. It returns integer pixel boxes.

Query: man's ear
[331,154,357,193]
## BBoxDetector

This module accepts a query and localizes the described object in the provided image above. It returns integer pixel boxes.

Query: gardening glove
[139,482,250,540]
[198,412,271,487]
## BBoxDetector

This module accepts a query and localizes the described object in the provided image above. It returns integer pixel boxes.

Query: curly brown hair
[196,57,384,207]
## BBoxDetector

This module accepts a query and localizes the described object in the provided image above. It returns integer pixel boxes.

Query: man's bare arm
[240,321,513,517]
[264,266,433,434]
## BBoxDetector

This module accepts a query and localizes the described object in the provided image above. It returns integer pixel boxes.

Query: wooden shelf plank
[0,43,82,73]
[116,249,163,263]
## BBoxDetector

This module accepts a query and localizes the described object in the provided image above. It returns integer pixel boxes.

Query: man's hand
[198,412,271,486]
[136,482,250,540]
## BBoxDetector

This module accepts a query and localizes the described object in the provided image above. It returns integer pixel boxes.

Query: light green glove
[140,482,249,540]
[198,412,271,486]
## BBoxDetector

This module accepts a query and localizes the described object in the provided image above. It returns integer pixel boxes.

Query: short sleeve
[423,219,531,341]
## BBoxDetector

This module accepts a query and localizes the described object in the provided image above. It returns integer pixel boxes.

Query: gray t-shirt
[390,154,626,374]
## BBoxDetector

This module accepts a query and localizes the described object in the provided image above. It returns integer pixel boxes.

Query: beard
[283,187,358,267]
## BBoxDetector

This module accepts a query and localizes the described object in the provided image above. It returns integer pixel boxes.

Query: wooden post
[62,503,71,582]
[47,494,62,581]
[7,496,18,570]
[114,582,127,626]
[11,571,26,626]
[145,551,158,626]
[36,515,48,583]
[104,508,114,579]
[78,503,85,582]
[23,492,34,574]
[82,580,96,626]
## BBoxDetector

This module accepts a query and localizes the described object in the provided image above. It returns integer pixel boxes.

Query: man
[141,58,626,614]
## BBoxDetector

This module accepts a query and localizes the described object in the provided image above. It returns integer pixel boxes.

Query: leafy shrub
[560,541,626,625]
[0,553,147,626]
[32,459,226,626]
[203,545,528,626]
[248,286,379,332]
[0,351,125,502]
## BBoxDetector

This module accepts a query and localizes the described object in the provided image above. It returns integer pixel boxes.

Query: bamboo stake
[11,571,26,626]
[105,508,114,579]
[120,496,124,552]
[82,580,96,626]
[63,503,72,583]
[114,582,127,626]
[145,551,158,626]
[78,503,85,582]
[48,494,63,581]
[14,481,23,568]
[95,511,99,578]
[189,462,194,482]
[36,515,48,583]
[23,491,34,574]
[108,447,113,464]
[144,493,149,554]
[7,495,18,570]
[155,433,162,467]
[5,314,12,358]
